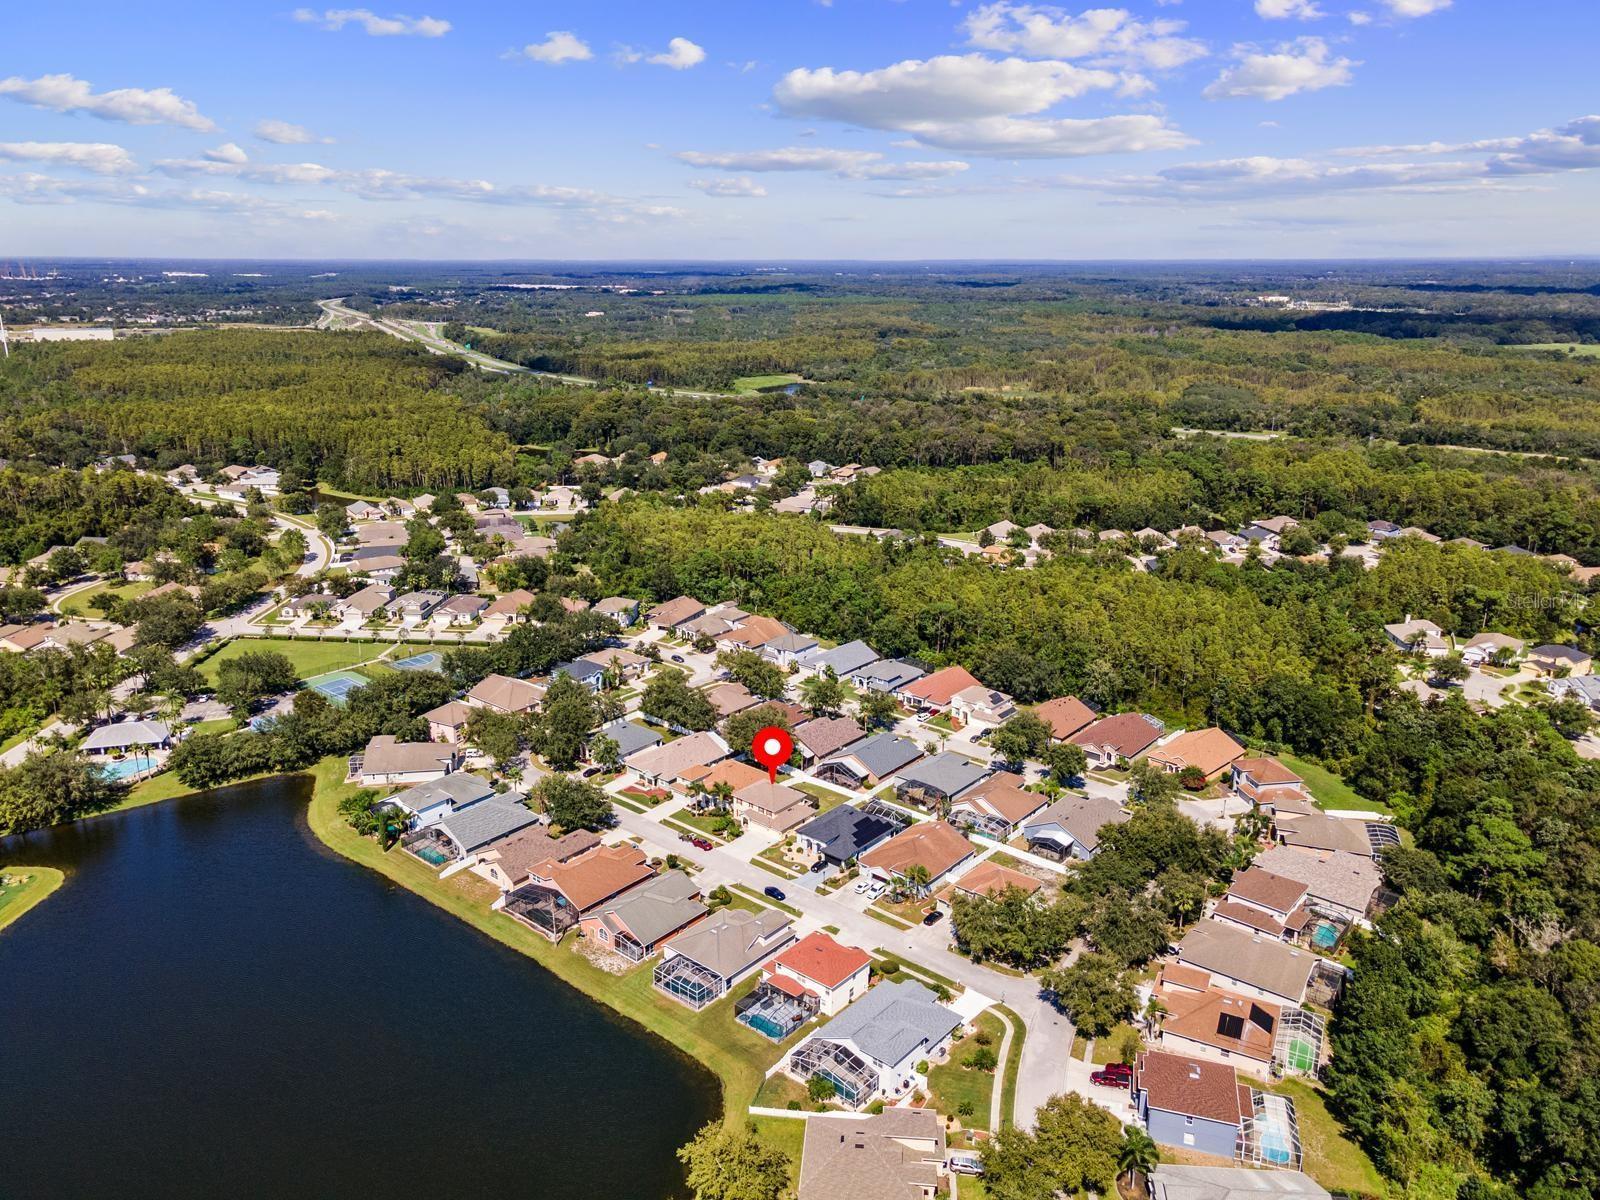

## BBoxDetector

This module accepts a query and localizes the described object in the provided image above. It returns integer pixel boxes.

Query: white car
[854,878,886,898]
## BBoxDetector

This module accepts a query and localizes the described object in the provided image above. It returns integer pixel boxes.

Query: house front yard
[926,1011,1006,1136]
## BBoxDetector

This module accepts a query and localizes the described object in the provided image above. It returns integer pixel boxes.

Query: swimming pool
[1311,920,1341,950]
[99,757,154,781]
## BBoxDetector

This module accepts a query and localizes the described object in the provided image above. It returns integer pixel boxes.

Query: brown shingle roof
[948,860,1041,899]
[1148,727,1246,777]
[1133,1050,1244,1125]
[1035,695,1097,739]
[466,673,544,714]
[899,665,982,707]
[860,821,973,881]
[479,825,601,884]
[1156,986,1279,1065]
[1227,866,1308,916]
[533,845,653,912]
[647,595,705,627]
[1233,757,1303,787]
[794,716,867,759]
[1071,712,1164,758]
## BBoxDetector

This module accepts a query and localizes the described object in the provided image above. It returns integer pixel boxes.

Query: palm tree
[1118,1126,1158,1187]
[1140,995,1168,1038]
[900,863,933,900]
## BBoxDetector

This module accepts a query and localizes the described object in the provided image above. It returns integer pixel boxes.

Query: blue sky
[3,0,1598,259]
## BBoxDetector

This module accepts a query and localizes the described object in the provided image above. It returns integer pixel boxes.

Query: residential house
[718,614,792,651]
[356,736,462,787]
[355,521,408,547]
[334,584,394,623]
[815,732,923,791]
[386,772,495,829]
[1206,531,1248,553]
[482,589,537,624]
[899,665,982,715]
[799,639,880,679]
[465,673,545,716]
[472,824,602,892]
[654,907,795,1009]
[1020,794,1129,861]
[1175,920,1318,1006]
[935,860,1041,913]
[1132,1050,1248,1158]
[948,684,1017,729]
[1150,985,1280,1080]
[1253,846,1382,926]
[1221,867,1311,941]
[1034,695,1097,741]
[851,658,926,694]
[681,758,767,805]
[1149,728,1246,780]
[1528,643,1593,676]
[1460,631,1525,667]
[392,591,447,623]
[422,700,476,744]
[793,805,903,868]
[1148,1165,1330,1200]
[589,719,663,763]
[0,621,113,654]
[785,980,960,1108]
[731,780,817,833]
[580,648,650,683]
[859,821,975,891]
[792,716,866,765]
[796,1109,946,1200]
[1230,758,1310,811]
[763,932,873,1017]
[345,500,386,522]
[503,845,656,941]
[79,719,173,757]
[579,870,707,962]
[594,596,640,626]
[1383,617,1450,657]
[344,549,406,581]
[1070,712,1166,769]
[1366,519,1402,539]
[624,730,731,790]
[646,595,706,631]
[429,791,541,862]
[894,752,991,812]
[947,772,1046,840]
[1272,809,1378,858]
[434,594,488,626]
[704,680,762,719]
[551,658,607,692]
[760,631,820,667]
[1548,673,1600,711]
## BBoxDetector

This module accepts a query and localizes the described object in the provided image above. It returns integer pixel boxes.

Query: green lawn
[304,755,797,1124]
[748,1116,808,1192]
[732,373,804,393]
[994,1005,1025,1130]
[1506,342,1600,356]
[58,577,153,617]
[927,1012,1005,1133]
[0,865,65,932]
[199,637,402,684]
[1278,753,1390,815]
[1269,1078,1387,1198]
[791,781,850,814]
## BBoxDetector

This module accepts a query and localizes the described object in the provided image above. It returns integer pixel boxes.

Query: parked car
[691,837,714,851]
[809,860,827,873]
[921,910,944,926]
[764,886,787,902]
[947,1151,984,1177]
[1090,1065,1132,1089]
[669,654,686,663]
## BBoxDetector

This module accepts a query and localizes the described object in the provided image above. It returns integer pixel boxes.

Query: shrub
[967,1046,999,1073]
[974,1029,994,1047]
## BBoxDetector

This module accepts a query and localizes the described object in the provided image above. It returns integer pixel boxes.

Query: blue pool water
[99,757,153,781]
[741,1013,787,1040]
[414,846,449,866]
[1311,921,1341,950]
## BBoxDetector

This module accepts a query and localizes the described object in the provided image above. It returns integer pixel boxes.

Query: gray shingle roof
[895,751,990,799]
[436,795,539,853]
[816,980,960,1068]
[601,871,706,947]
[392,772,495,815]
[825,731,922,780]
[594,719,663,759]
[853,659,927,691]
[795,805,902,861]
[801,640,881,677]
[662,907,793,980]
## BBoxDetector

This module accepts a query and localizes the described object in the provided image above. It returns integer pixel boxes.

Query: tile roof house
[655,907,796,1009]
[860,821,975,889]
[1132,1050,1249,1158]
[816,732,924,790]
[794,805,904,867]
[579,870,707,962]
[1149,728,1247,779]
[646,595,707,630]
[624,730,731,789]
[1176,920,1319,1006]
[357,736,462,787]
[1230,758,1308,809]
[472,824,602,891]
[523,845,655,917]
[1070,712,1166,768]
[785,980,961,1108]
[1020,795,1130,860]
[793,716,867,764]
[764,931,874,1016]
[465,673,546,715]
[898,665,982,712]
[731,780,818,833]
[796,1108,946,1200]
[947,772,1047,838]
[680,757,768,798]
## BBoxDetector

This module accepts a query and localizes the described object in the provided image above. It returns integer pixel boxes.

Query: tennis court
[391,650,443,672]
[304,669,370,705]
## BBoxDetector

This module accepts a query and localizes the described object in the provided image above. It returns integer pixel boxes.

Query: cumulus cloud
[1485,115,1600,175]
[0,142,137,175]
[1203,38,1356,101]
[0,73,217,132]
[1255,0,1325,18]
[204,142,250,164]
[648,37,706,70]
[1379,0,1450,15]
[962,3,1207,69]
[689,176,767,197]
[678,146,971,180]
[519,31,592,64]
[292,8,450,36]
[254,119,332,145]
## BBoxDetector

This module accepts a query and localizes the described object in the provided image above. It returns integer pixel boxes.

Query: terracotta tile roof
[949,860,1041,899]
[680,758,767,793]
[1133,1050,1244,1125]
[1035,695,1097,739]
[1232,757,1302,787]
[1157,986,1279,1064]
[533,845,653,912]
[1148,728,1246,777]
[899,665,982,707]
[769,931,872,990]
[860,821,973,882]
[1228,866,1308,916]
[766,972,814,1000]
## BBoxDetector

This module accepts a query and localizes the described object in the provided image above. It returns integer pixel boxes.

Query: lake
[0,775,719,1199]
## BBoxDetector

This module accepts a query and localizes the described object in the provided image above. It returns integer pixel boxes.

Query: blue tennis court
[304,669,370,705]
[391,650,443,672]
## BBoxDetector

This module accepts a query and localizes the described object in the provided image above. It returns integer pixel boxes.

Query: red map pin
[751,726,794,783]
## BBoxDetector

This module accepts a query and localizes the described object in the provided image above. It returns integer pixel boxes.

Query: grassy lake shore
[0,866,65,933]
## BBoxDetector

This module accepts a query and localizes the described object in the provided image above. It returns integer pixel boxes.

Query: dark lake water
[0,776,719,1200]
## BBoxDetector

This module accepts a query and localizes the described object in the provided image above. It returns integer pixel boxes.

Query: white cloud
[254,119,332,145]
[648,37,706,70]
[0,172,339,218]
[0,73,217,132]
[962,3,1207,69]
[677,146,971,179]
[1485,116,1600,175]
[1347,11,1373,23]
[292,8,450,36]
[520,31,592,65]
[906,113,1192,157]
[204,142,250,164]
[1379,0,1451,16]
[1203,38,1356,101]
[1255,0,1325,19]
[689,177,767,197]
[0,142,137,175]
